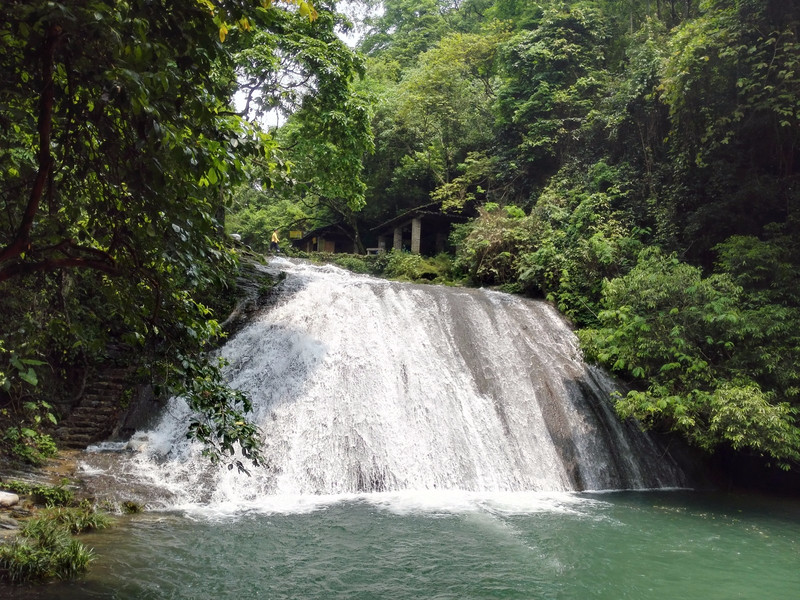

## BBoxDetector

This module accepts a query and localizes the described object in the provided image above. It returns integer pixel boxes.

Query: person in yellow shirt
[270,229,280,252]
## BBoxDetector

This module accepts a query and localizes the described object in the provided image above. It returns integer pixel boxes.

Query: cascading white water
[94,258,684,507]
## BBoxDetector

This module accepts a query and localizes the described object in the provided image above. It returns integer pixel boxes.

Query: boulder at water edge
[0,491,20,508]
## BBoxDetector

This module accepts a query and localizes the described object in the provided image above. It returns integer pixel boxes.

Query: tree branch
[0,24,61,265]
[0,256,119,283]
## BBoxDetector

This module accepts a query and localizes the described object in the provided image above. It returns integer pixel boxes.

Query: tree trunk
[0,24,60,267]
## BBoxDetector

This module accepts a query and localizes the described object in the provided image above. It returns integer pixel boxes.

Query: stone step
[58,421,108,432]
[72,401,119,411]
[82,389,125,399]
[59,433,95,444]
[55,360,139,449]
[78,396,112,404]
[62,422,114,433]
[70,404,118,413]
[66,412,117,423]
[60,439,95,449]
[89,381,128,389]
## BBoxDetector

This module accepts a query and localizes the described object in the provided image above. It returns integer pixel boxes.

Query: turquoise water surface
[4,490,799,599]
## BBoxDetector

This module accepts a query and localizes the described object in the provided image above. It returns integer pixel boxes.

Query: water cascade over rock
[101,259,685,506]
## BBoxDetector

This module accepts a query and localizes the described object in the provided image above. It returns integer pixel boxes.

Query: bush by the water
[302,250,458,284]
[0,486,113,583]
[0,504,112,583]
[23,504,114,536]
[0,480,75,508]
[382,251,455,283]
[0,480,74,508]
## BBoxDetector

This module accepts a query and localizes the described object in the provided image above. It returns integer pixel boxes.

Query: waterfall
[97,258,684,506]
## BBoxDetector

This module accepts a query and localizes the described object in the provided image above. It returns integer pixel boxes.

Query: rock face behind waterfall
[120,258,686,503]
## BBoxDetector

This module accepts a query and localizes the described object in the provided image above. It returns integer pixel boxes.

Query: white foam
[153,489,609,521]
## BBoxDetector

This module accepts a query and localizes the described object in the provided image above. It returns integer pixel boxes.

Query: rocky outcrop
[0,491,19,508]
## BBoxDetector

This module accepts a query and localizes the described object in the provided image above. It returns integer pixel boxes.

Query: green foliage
[0,339,59,465]
[453,204,538,285]
[121,500,144,515]
[331,255,373,274]
[1,480,74,507]
[1,426,58,467]
[22,504,113,536]
[712,234,800,407]
[383,251,455,282]
[352,0,800,473]
[229,14,374,251]
[0,0,360,469]
[358,21,509,224]
[361,0,453,66]
[580,248,800,466]
[167,355,264,475]
[514,164,645,322]
[0,0,796,476]
[657,0,800,258]
[0,508,103,583]
[307,251,456,284]
[706,381,800,461]
[495,4,611,185]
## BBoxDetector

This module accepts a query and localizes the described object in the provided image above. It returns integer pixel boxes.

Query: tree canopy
[0,0,366,469]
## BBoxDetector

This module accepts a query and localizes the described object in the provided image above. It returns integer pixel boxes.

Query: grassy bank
[0,479,125,584]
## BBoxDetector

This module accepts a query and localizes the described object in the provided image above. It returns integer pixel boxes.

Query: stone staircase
[55,367,133,449]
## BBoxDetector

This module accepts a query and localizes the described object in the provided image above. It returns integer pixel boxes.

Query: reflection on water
[3,491,799,600]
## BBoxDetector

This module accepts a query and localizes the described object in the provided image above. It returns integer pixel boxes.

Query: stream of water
[5,259,797,598]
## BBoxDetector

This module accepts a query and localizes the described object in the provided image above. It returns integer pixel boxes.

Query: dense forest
[1,1,799,480]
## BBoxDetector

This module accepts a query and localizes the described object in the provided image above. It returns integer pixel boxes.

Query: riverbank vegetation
[295,249,458,284]
[0,480,112,583]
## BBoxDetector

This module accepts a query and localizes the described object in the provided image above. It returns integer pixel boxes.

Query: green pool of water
[4,491,799,599]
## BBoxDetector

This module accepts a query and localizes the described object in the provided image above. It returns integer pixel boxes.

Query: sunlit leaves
[579,246,800,466]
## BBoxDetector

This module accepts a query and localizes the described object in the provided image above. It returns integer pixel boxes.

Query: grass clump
[0,503,112,583]
[121,500,143,514]
[24,504,114,535]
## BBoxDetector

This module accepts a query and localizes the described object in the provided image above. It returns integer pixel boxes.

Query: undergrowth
[0,483,114,584]
[296,250,461,285]
[0,480,73,507]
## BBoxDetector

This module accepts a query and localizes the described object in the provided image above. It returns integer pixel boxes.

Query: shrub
[0,516,95,583]
[579,247,800,466]
[332,255,372,274]
[383,251,454,282]
[1,425,58,466]
[121,500,144,514]
[23,505,114,535]
[453,204,537,286]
